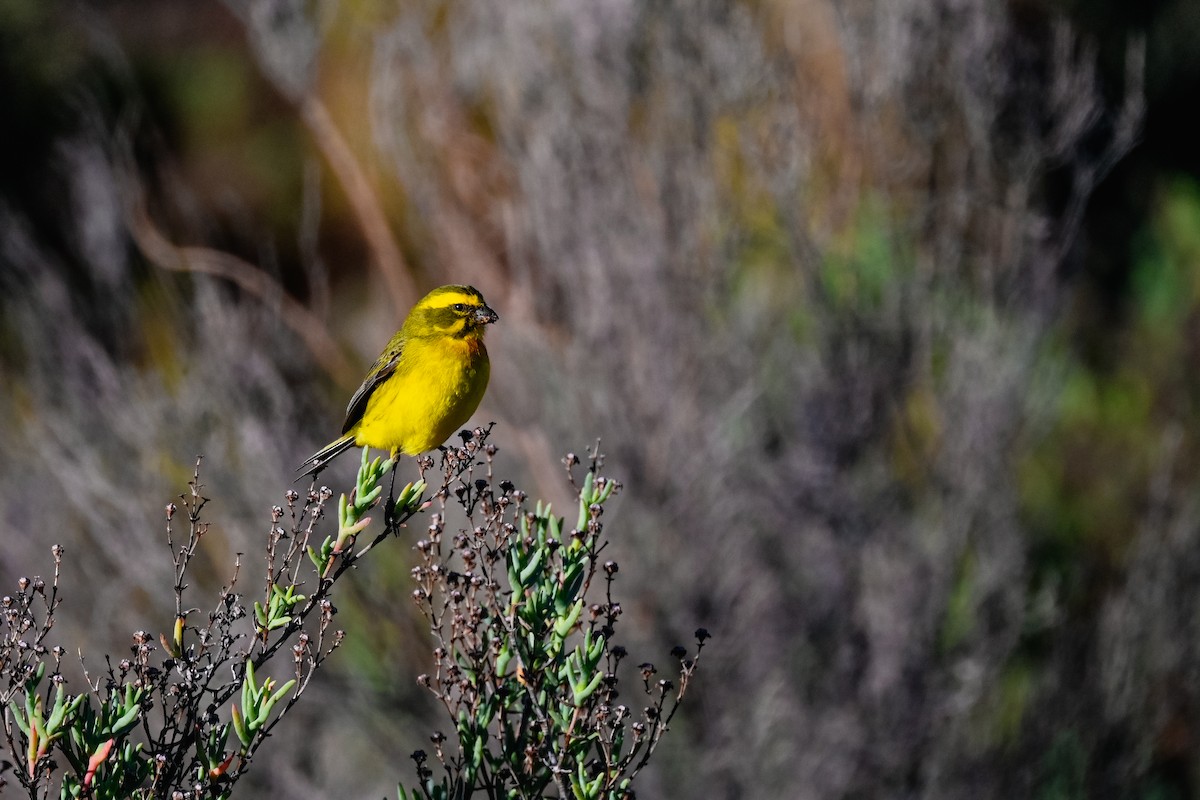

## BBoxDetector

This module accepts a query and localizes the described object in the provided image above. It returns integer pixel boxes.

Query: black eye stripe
[421,306,471,330]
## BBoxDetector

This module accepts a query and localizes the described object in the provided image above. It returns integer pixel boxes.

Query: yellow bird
[297,284,498,478]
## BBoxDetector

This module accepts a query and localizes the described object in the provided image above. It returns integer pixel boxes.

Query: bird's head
[406,285,499,340]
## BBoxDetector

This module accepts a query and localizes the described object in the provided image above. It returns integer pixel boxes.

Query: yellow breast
[352,336,490,456]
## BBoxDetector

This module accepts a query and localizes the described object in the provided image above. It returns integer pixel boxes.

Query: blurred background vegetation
[2,0,1200,797]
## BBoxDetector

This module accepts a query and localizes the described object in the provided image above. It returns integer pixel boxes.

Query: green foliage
[938,548,977,654]
[1019,178,1200,604]
[307,447,424,576]
[1132,178,1200,336]
[819,196,900,313]
[400,445,705,800]
[0,447,419,796]
[1,430,700,798]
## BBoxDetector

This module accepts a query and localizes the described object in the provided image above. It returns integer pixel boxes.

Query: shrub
[0,427,702,798]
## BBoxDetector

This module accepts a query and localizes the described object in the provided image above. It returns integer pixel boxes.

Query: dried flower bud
[51,543,64,557]
[165,503,177,520]
[671,645,687,659]
[17,577,29,592]
[695,628,711,643]
[285,489,300,503]
[604,560,619,575]
[639,663,656,679]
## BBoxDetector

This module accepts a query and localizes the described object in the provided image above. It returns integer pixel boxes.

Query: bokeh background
[3,0,1200,797]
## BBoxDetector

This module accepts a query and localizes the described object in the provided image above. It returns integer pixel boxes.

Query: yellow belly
[353,338,490,456]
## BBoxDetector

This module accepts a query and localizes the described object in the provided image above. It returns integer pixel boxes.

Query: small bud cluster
[1,548,65,710]
[401,436,706,800]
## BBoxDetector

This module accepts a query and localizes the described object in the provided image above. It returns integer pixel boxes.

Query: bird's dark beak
[475,305,499,325]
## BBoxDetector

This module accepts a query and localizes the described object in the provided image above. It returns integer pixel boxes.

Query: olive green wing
[341,336,405,435]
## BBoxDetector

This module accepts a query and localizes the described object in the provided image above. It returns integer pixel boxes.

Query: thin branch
[126,195,359,388]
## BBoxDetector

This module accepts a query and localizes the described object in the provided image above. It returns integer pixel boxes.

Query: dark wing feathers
[341,340,404,435]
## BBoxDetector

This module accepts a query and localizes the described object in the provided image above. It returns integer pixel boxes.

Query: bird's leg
[384,449,399,529]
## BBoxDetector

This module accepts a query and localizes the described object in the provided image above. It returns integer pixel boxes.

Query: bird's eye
[452,303,467,313]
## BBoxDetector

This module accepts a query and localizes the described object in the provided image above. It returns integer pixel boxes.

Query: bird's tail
[295,434,357,482]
